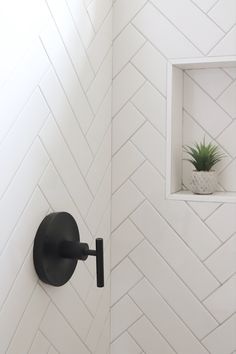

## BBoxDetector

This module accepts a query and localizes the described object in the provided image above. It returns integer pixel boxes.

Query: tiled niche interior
[166,57,236,203]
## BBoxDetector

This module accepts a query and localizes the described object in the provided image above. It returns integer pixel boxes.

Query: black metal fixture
[33,212,104,287]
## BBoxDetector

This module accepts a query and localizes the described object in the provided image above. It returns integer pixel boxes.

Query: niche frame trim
[166,56,236,203]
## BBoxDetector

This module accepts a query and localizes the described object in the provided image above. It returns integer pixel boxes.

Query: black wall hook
[33,212,104,287]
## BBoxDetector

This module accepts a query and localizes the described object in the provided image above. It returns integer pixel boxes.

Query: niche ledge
[166,56,236,204]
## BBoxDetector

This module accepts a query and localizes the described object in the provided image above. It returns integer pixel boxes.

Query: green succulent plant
[183,138,225,172]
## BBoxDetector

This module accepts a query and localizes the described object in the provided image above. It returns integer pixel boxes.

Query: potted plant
[183,138,225,195]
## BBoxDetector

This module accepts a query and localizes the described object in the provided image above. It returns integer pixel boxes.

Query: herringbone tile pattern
[111,1,236,354]
[0,0,112,353]
[183,66,236,192]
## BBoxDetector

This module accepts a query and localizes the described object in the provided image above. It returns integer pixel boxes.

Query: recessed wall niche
[166,56,236,203]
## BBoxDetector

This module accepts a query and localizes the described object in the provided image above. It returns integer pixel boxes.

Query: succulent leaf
[183,138,225,171]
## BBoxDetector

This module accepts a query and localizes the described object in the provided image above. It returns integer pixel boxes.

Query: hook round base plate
[33,212,80,286]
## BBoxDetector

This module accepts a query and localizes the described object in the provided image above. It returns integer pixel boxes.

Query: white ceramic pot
[190,171,217,195]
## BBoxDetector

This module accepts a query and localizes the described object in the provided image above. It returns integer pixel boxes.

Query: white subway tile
[204,276,236,323]
[131,162,221,259]
[113,0,146,38]
[202,314,236,354]
[40,68,93,175]
[40,303,90,354]
[112,64,145,116]
[132,83,166,136]
[132,42,167,95]
[184,74,232,138]
[111,332,141,354]
[132,122,166,176]
[205,234,236,282]
[39,116,93,217]
[111,258,142,305]
[151,0,224,54]
[129,279,209,354]
[112,103,145,154]
[47,0,94,90]
[129,316,175,354]
[7,285,50,354]
[112,180,144,231]
[133,3,201,58]
[87,49,112,113]
[111,219,143,268]
[208,0,236,32]
[113,24,145,76]
[130,241,218,339]
[40,16,93,132]
[111,295,142,341]
[131,201,219,300]
[112,142,144,192]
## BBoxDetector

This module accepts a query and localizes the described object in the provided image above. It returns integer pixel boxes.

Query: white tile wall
[1,1,236,353]
[0,1,112,353]
[111,2,236,354]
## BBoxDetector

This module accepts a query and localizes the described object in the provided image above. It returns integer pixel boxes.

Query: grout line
[206,0,221,14]
[222,67,236,80]
[110,226,144,271]
[131,96,167,138]
[5,281,40,354]
[112,159,146,195]
[186,201,223,244]
[64,0,96,74]
[182,107,234,161]
[206,24,236,56]
[38,117,95,213]
[85,85,112,140]
[112,67,146,118]
[84,161,111,220]
[69,281,95,318]
[112,38,147,81]
[215,75,235,101]
[111,299,143,343]
[0,108,49,204]
[149,1,206,56]
[131,59,167,99]
[189,0,227,34]
[38,80,94,159]
[128,313,178,354]
[0,84,48,147]
[130,169,221,265]
[39,328,60,354]
[111,197,146,234]
[126,214,221,321]
[86,43,113,94]
[200,311,236,342]
[38,35,94,132]
[112,0,149,42]
[111,108,147,156]
[0,153,50,258]
[184,71,234,120]
[28,328,50,354]
[131,21,169,61]
[44,0,96,116]
[26,297,51,354]
[39,287,93,354]
[128,275,213,353]
[201,271,236,303]
[111,271,145,308]
[0,61,50,147]
[85,123,112,180]
[187,200,222,222]
[203,231,236,263]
